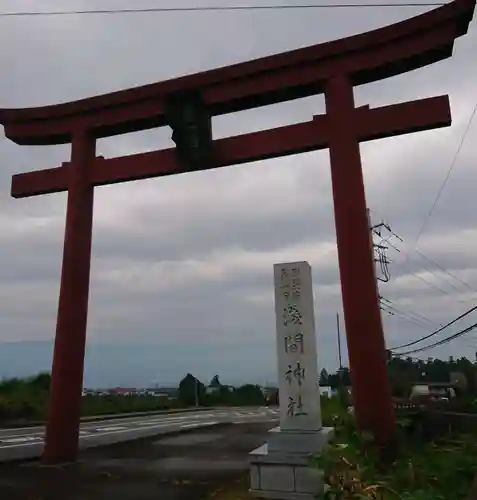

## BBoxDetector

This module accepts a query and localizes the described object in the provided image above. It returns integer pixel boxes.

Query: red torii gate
[0,0,475,464]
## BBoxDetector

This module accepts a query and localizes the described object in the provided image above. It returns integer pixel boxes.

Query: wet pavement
[0,421,274,500]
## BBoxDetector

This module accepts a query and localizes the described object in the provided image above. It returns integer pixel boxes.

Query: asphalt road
[0,421,275,500]
[0,407,279,462]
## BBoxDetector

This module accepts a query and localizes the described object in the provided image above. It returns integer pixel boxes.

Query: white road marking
[126,416,200,427]
[80,422,174,439]
[0,422,176,449]
[94,426,128,432]
[0,441,42,450]
[0,416,205,442]
[180,421,218,429]
[0,432,43,440]
[135,419,182,426]
[1,436,40,444]
[0,409,278,450]
[0,410,241,434]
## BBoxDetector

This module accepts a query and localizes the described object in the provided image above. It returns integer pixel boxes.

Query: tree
[0,377,23,394]
[178,373,205,406]
[319,369,329,386]
[328,373,339,390]
[339,367,351,386]
[234,384,266,406]
[28,372,51,392]
[388,369,413,399]
[455,357,477,394]
[210,375,221,387]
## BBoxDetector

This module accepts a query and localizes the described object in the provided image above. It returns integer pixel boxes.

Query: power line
[374,221,475,305]
[409,270,455,298]
[390,256,470,304]
[0,3,448,18]
[370,211,403,283]
[411,256,466,295]
[380,296,436,327]
[390,303,477,351]
[371,212,475,340]
[371,212,477,354]
[404,101,477,256]
[411,259,462,294]
[383,305,434,331]
[380,295,440,330]
[372,213,476,350]
[394,321,477,356]
[391,300,441,327]
[387,304,436,330]
[370,214,453,330]
[369,214,466,304]
[370,210,476,303]
[414,248,477,294]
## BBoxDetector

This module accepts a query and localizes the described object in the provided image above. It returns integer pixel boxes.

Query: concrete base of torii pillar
[249,262,334,499]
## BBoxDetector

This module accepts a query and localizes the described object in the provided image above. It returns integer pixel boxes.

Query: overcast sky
[0,0,476,388]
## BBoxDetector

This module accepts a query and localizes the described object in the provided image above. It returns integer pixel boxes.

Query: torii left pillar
[43,130,96,464]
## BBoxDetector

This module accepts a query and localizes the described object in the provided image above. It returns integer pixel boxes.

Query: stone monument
[249,261,333,499]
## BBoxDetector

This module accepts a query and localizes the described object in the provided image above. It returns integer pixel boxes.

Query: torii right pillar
[325,75,395,443]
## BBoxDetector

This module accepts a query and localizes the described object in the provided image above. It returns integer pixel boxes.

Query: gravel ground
[0,422,272,500]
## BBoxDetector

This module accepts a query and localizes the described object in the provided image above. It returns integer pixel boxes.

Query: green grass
[315,400,477,499]
[321,395,346,426]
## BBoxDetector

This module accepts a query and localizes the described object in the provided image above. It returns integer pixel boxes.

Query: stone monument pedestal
[250,261,332,499]
[249,426,334,499]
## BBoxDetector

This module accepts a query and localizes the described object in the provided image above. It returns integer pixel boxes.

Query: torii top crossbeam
[0,0,475,146]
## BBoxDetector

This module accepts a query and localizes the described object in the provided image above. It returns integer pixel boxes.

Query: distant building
[82,386,179,398]
[82,389,99,397]
[261,387,278,405]
[108,387,136,396]
[450,372,468,390]
[206,384,234,394]
[206,377,221,394]
[145,387,179,398]
[410,383,457,401]
[320,386,333,397]
[205,375,234,394]
[260,386,277,397]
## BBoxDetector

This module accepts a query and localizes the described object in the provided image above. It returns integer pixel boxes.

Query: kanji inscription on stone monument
[274,261,321,432]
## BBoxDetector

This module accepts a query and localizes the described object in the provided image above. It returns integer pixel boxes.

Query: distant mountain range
[0,340,276,389]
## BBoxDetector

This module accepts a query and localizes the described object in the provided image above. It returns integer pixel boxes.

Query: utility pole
[368,210,403,319]
[336,312,343,370]
[368,209,403,284]
[195,378,199,407]
[336,312,348,407]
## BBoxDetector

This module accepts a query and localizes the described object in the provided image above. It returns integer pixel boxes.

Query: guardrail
[80,405,232,422]
[394,402,419,411]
